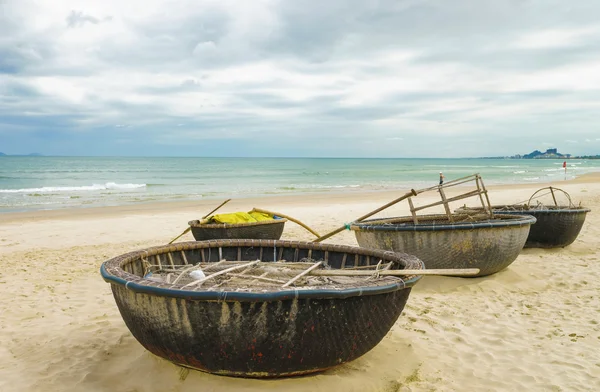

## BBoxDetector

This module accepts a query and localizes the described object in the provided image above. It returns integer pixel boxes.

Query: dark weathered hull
[111,285,411,377]
[101,239,422,377]
[351,214,536,277]
[456,206,590,248]
[520,209,588,248]
[188,220,286,241]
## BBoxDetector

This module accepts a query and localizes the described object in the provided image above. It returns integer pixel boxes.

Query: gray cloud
[66,11,101,27]
[2,0,600,157]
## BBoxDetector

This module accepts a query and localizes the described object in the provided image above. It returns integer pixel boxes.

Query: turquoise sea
[1,157,599,213]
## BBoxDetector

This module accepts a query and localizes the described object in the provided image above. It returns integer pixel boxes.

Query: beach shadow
[75,326,422,392]
[412,266,529,294]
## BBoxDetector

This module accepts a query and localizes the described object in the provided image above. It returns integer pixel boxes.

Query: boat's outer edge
[100,264,421,302]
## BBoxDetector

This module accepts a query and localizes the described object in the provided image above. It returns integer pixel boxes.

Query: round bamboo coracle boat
[188,218,287,241]
[100,239,423,378]
[351,213,536,277]
[455,205,590,248]
[455,186,590,249]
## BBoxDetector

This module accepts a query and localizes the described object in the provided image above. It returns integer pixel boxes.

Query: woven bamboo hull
[352,214,536,277]
[188,220,286,241]
[456,207,589,248]
[110,285,411,377]
[518,209,588,248]
[101,240,422,378]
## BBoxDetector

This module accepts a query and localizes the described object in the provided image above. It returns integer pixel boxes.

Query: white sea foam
[0,182,146,193]
[513,170,526,174]
[306,184,361,189]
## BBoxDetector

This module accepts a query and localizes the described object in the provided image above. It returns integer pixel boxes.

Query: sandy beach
[1,174,599,392]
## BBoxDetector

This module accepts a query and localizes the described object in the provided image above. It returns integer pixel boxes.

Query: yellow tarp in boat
[209,211,274,224]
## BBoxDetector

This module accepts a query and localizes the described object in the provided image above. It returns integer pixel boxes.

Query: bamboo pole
[411,189,481,212]
[415,174,480,193]
[478,176,494,217]
[282,261,324,287]
[549,187,558,206]
[168,199,232,244]
[181,260,260,288]
[312,189,418,243]
[345,262,393,270]
[310,268,480,277]
[250,207,321,238]
[438,186,454,222]
[408,197,418,224]
[228,273,286,284]
[474,175,492,219]
[171,264,202,285]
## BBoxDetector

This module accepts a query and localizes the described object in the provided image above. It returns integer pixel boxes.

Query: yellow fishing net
[209,211,274,224]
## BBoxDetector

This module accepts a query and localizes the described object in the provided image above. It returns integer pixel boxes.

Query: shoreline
[2,172,599,223]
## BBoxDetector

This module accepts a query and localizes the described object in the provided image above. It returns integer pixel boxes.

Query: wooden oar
[168,199,232,244]
[309,268,480,277]
[250,207,321,238]
[210,261,478,277]
[312,189,418,243]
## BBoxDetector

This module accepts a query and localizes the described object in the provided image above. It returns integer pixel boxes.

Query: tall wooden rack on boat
[407,173,494,224]
[313,173,494,242]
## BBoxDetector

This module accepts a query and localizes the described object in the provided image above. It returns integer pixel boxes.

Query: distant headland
[482,148,600,159]
[0,152,44,157]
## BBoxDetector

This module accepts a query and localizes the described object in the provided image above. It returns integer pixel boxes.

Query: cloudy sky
[1,0,600,157]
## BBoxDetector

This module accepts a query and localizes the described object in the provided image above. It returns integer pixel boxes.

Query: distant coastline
[0,152,43,157]
[481,148,600,160]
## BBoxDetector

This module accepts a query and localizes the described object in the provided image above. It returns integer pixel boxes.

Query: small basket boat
[188,218,287,241]
[351,213,536,277]
[100,239,423,378]
[456,187,590,248]
[455,206,589,248]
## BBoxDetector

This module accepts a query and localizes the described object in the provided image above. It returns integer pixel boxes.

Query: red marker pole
[563,161,567,179]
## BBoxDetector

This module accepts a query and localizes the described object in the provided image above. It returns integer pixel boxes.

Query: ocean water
[1,156,599,213]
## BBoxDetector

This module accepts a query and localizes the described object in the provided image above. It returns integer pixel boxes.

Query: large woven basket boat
[188,218,287,241]
[455,205,590,248]
[100,239,423,378]
[351,214,536,277]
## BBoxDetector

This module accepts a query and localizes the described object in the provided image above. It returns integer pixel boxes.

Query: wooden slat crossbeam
[474,175,493,219]
[410,189,482,212]
[478,175,494,218]
[438,186,454,222]
[314,173,495,242]
[408,174,494,223]
[407,197,418,224]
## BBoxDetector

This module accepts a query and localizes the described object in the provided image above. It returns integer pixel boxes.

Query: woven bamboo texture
[456,205,590,248]
[101,239,423,378]
[351,214,536,277]
[187,219,287,241]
